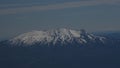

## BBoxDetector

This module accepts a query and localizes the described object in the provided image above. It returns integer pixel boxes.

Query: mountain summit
[9,28,106,46]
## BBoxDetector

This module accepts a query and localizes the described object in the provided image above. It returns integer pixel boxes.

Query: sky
[0,0,120,40]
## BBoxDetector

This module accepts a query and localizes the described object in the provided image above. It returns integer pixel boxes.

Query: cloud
[0,0,119,15]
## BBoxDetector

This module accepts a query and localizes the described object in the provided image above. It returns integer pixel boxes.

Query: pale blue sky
[0,0,120,39]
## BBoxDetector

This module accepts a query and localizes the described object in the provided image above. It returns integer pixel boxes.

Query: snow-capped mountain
[8,28,106,46]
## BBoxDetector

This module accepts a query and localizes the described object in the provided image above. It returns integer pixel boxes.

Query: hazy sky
[0,0,120,39]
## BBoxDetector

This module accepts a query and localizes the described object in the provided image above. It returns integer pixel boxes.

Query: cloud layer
[0,0,120,15]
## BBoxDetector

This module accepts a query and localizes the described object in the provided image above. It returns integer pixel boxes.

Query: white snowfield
[9,28,106,46]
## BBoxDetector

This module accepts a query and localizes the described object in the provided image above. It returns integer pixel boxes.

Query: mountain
[7,28,106,47]
[0,28,120,68]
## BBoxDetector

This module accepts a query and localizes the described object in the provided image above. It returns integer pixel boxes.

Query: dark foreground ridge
[0,38,120,68]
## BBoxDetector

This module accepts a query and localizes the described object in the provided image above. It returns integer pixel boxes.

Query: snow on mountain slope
[9,28,106,46]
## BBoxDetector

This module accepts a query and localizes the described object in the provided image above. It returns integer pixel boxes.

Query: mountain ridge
[6,28,106,47]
